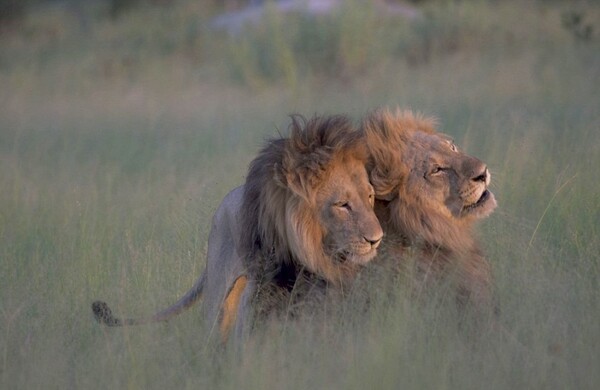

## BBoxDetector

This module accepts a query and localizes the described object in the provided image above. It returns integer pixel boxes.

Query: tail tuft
[91,301,121,326]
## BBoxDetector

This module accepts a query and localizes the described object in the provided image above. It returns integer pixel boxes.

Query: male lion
[92,114,383,343]
[363,108,497,309]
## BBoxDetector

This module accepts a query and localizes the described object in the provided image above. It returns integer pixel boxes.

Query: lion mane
[364,108,497,309]
[241,114,373,287]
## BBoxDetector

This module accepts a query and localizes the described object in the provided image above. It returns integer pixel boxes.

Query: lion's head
[364,108,496,253]
[241,114,383,286]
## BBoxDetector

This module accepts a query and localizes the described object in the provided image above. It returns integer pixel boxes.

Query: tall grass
[1,1,599,388]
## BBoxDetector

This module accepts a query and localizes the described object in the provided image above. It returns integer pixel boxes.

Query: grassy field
[1,1,599,388]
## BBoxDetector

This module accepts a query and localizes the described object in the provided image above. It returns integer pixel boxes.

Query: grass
[1,0,599,389]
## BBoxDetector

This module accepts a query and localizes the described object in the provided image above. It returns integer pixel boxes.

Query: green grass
[1,1,599,389]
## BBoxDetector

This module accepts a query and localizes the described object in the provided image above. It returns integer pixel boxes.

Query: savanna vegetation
[1,0,598,388]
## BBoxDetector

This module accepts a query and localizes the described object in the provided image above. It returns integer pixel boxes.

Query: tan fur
[220,276,248,343]
[364,107,497,309]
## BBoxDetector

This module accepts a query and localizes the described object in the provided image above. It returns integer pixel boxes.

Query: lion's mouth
[476,189,490,205]
[335,247,377,265]
[462,189,496,216]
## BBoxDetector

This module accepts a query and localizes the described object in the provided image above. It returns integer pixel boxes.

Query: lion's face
[284,154,383,277]
[365,109,497,249]
[316,156,384,265]
[403,131,497,222]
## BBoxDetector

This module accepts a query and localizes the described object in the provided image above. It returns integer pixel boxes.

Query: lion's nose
[472,166,489,183]
[364,234,383,249]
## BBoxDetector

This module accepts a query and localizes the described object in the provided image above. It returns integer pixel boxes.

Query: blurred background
[1,1,599,388]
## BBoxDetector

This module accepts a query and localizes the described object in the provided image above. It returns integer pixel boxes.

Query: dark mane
[240,114,367,284]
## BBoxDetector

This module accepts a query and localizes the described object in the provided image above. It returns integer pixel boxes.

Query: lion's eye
[450,143,458,152]
[334,201,351,211]
[431,166,443,174]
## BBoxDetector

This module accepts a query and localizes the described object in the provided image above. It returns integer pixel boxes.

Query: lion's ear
[285,169,316,201]
[278,153,320,200]
[368,153,407,202]
[375,190,398,201]
[370,167,400,201]
[274,159,306,199]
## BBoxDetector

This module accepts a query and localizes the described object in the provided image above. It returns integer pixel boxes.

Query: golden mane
[241,114,369,286]
[364,108,476,252]
[364,107,496,308]
[364,108,438,201]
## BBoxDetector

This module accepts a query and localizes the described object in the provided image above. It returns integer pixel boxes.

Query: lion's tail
[91,272,207,326]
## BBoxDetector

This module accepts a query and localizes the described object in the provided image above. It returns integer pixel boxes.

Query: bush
[225,0,404,86]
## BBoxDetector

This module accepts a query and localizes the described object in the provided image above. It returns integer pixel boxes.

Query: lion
[363,107,497,310]
[92,114,383,343]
